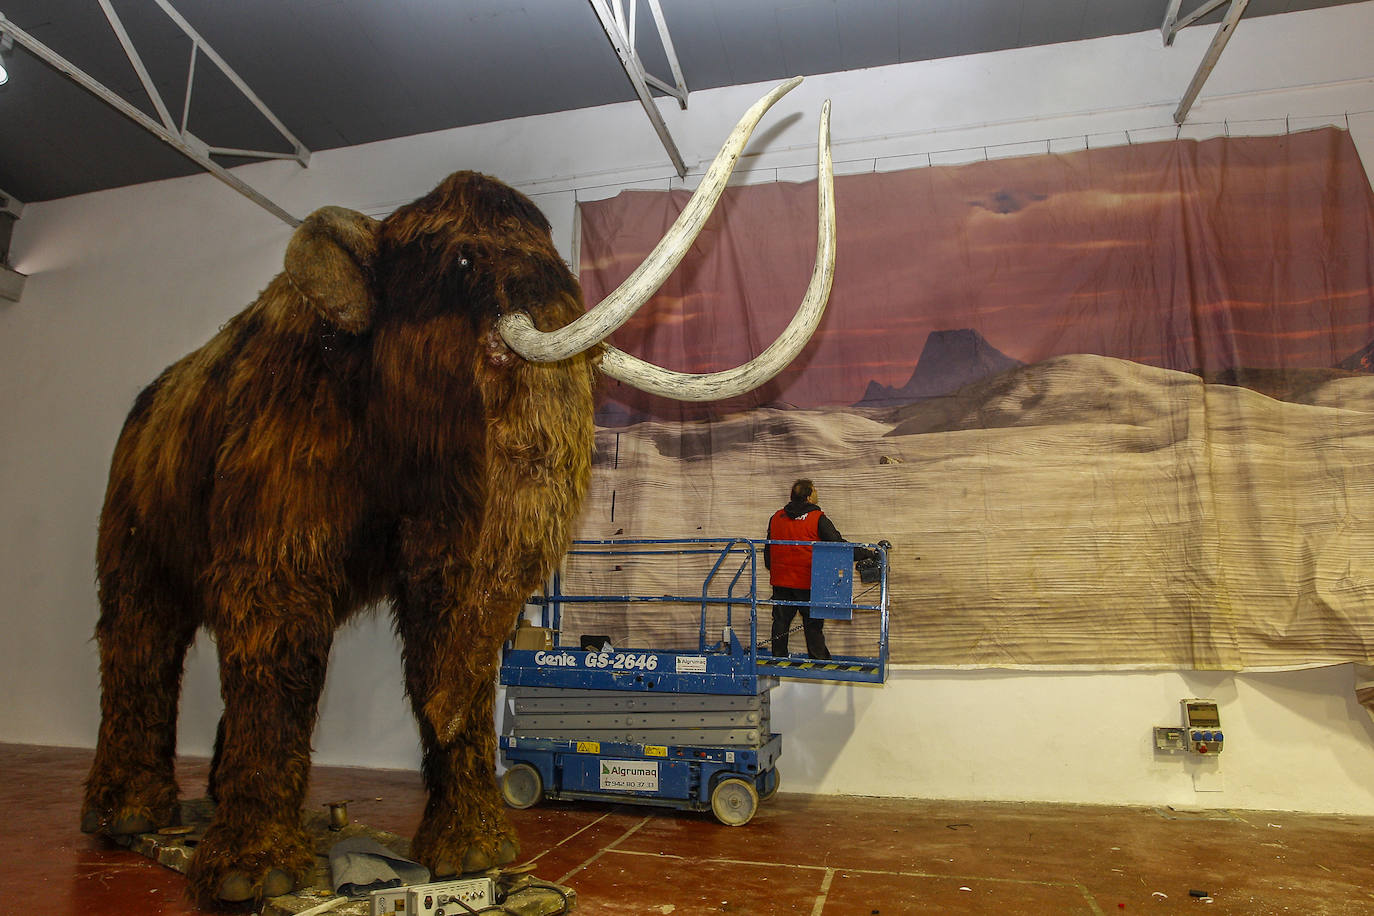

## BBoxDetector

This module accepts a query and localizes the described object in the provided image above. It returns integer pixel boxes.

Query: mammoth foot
[186,817,314,907]
[215,868,295,903]
[412,809,520,878]
[80,808,160,836]
[81,782,180,838]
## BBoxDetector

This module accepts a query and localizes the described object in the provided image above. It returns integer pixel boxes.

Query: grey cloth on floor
[328,835,431,897]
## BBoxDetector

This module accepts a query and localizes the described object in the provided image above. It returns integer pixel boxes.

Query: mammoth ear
[284,206,380,334]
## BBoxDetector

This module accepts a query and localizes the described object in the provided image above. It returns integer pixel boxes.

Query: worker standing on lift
[763,479,857,660]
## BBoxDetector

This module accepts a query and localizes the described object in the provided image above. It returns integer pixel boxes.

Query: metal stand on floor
[122,799,574,915]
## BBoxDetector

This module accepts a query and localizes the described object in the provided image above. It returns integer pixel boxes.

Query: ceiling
[0,0,1364,205]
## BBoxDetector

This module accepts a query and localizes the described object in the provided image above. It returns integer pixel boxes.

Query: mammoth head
[284,78,835,403]
[374,170,588,353]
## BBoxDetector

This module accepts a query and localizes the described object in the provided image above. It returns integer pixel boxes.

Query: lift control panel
[1154,698,1225,755]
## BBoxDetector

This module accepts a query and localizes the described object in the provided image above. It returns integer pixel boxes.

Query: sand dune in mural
[571,355,1374,669]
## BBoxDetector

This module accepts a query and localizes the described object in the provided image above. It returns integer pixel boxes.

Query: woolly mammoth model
[79,79,834,907]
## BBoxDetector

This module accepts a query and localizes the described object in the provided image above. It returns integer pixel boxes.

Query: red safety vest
[768,508,822,588]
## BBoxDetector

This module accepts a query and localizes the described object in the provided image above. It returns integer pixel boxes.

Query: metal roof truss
[0,0,306,225]
[1162,0,1254,124]
[588,0,690,178]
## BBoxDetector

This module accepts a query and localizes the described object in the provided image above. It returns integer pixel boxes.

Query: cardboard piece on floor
[120,798,575,915]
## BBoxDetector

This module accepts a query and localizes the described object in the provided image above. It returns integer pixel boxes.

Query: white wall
[775,665,1374,812]
[4,3,1374,814]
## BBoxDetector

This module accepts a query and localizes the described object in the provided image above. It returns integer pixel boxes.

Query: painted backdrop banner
[572,128,1374,670]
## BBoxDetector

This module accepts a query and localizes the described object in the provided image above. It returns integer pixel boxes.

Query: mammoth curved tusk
[599,100,835,402]
[498,76,805,363]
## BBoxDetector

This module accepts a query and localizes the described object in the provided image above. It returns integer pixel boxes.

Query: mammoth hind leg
[207,714,226,803]
[82,571,198,838]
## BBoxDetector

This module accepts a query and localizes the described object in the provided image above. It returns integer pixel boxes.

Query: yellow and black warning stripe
[758,659,877,673]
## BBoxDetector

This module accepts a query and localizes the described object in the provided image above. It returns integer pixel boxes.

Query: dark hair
[790,479,815,503]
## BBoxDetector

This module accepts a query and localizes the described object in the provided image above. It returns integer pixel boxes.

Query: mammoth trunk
[392,348,597,746]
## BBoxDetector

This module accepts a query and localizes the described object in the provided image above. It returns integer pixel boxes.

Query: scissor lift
[498,537,889,826]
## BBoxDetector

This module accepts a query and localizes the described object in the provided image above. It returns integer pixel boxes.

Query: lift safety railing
[522,537,889,685]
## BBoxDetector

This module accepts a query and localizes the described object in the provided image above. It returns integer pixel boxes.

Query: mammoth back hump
[100,275,363,563]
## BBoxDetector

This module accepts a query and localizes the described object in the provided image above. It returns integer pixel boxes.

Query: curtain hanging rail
[531,107,1372,207]
[491,75,1374,202]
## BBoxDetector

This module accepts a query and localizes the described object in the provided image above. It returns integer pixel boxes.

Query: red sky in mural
[578,128,1374,409]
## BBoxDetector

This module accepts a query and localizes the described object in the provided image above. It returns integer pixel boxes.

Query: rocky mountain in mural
[594,397,651,429]
[855,328,1023,407]
[1337,340,1374,373]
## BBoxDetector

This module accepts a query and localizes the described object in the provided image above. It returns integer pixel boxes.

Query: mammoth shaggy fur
[81,172,597,906]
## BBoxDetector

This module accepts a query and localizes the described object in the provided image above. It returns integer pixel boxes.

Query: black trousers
[770,586,830,659]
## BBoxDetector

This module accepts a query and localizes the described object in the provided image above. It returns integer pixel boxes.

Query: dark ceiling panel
[775,2,846,78]
[1015,0,1091,48]
[1081,0,1169,39]
[695,0,792,89]
[896,0,969,62]
[833,0,903,72]
[957,0,1028,57]
[0,0,1364,203]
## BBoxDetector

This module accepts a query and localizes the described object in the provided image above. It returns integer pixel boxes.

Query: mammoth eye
[457,256,472,270]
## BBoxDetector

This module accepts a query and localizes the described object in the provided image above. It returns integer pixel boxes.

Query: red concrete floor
[4,742,1373,915]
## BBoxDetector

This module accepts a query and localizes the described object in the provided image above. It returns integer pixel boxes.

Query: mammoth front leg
[393,394,591,877]
[187,565,336,906]
[394,532,526,877]
[406,670,516,877]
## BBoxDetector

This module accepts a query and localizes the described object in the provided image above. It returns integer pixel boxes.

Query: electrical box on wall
[1154,698,1225,755]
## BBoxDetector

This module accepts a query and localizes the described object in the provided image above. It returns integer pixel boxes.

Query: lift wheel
[501,762,543,809]
[710,777,759,826]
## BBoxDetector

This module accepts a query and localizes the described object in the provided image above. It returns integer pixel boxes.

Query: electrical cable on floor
[498,878,572,914]
[436,876,571,916]
[292,896,349,916]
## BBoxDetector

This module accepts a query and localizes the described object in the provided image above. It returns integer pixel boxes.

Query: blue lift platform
[498,537,889,826]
